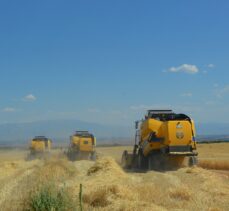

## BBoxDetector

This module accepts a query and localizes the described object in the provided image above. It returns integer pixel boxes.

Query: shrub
[29,184,75,211]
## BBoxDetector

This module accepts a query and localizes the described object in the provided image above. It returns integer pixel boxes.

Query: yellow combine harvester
[122,110,198,170]
[66,131,96,161]
[28,136,52,159]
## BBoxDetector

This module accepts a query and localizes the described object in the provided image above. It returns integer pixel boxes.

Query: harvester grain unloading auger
[121,110,198,170]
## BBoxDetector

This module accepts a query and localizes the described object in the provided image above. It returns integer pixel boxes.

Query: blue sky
[0,0,229,125]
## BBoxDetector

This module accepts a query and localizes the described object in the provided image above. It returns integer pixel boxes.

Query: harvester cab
[67,131,96,161]
[122,110,198,170]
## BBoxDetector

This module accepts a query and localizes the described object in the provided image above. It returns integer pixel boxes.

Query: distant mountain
[0,120,229,146]
[196,122,229,136]
[0,119,133,145]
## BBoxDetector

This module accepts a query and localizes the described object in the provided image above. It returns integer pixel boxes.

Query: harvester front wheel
[121,150,129,169]
[137,150,148,170]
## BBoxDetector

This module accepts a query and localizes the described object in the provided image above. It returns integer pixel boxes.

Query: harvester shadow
[121,166,181,174]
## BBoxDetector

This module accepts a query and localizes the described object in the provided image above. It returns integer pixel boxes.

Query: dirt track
[0,144,228,211]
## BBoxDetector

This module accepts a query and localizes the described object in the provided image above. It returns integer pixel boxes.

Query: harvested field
[0,143,228,210]
[198,159,229,170]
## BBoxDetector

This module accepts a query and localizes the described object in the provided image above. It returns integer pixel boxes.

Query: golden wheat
[198,160,229,170]
[0,143,228,210]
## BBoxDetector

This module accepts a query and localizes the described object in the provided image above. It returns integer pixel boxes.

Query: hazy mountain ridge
[196,122,229,136]
[0,120,229,146]
[0,119,133,145]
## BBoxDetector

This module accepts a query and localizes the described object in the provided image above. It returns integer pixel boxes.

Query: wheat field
[0,143,228,210]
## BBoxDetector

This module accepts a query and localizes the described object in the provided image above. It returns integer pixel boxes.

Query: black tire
[68,151,77,161]
[148,155,153,170]
[26,153,35,161]
[121,150,128,169]
[148,153,163,170]
[137,150,148,170]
